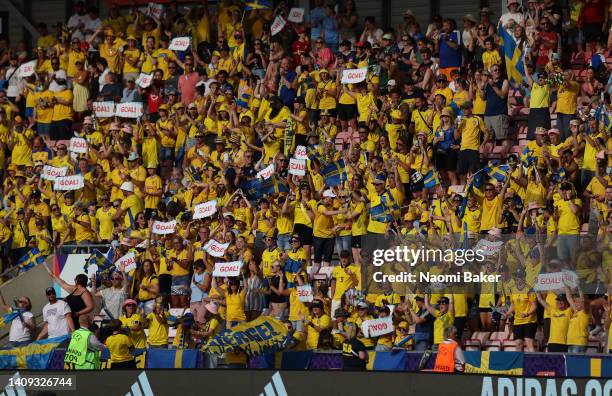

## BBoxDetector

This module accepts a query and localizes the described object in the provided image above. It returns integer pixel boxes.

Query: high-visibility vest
[64,328,101,370]
[433,340,458,373]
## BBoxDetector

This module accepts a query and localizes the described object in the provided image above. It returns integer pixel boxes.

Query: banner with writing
[287,8,305,23]
[135,73,153,88]
[341,67,368,84]
[193,200,217,219]
[147,2,164,18]
[168,37,191,51]
[294,145,309,160]
[54,175,84,191]
[18,60,37,78]
[213,261,242,277]
[115,251,137,273]
[151,220,177,235]
[41,165,68,181]
[296,285,313,302]
[257,163,275,180]
[115,102,143,118]
[362,316,394,338]
[203,240,230,258]
[534,270,578,291]
[288,158,306,176]
[93,101,115,118]
[69,137,88,154]
[271,15,286,36]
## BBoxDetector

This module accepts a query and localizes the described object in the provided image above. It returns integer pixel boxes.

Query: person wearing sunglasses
[0,291,34,348]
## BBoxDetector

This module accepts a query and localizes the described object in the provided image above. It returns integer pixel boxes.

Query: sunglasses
[485,188,494,192]
[125,304,136,307]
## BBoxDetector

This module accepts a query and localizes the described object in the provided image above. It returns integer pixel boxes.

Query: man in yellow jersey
[330,251,359,318]
[554,182,581,266]
[424,294,455,349]
[454,100,488,184]
[506,268,537,352]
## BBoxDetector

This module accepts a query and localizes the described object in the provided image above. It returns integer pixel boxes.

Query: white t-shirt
[67,14,92,42]
[9,311,34,342]
[42,300,72,338]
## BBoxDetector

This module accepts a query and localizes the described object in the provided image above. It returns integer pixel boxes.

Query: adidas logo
[0,372,26,396]
[259,371,288,396]
[125,371,154,396]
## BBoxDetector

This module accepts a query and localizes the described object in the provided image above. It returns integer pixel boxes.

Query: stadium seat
[483,340,502,351]
[501,340,519,351]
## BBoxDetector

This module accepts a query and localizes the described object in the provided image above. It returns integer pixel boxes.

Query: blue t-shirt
[276,71,297,106]
[485,79,508,116]
[308,7,326,40]
[439,30,462,68]
[434,126,459,151]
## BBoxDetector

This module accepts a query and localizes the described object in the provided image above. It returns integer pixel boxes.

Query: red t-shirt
[582,0,609,24]
[536,31,558,66]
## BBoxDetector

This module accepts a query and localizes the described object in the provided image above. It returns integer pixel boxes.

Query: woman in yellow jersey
[535,291,572,352]
[95,193,116,243]
[136,259,159,315]
[119,300,147,349]
[290,97,309,147]
[167,237,193,309]
[216,277,246,328]
[50,204,73,247]
[333,191,353,256]
[127,212,150,243]
[478,260,497,330]
[105,320,136,368]
[292,182,317,267]
[564,286,590,354]
[305,299,332,349]
[346,190,368,265]
[506,268,537,352]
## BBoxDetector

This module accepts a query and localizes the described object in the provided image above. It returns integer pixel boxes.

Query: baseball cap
[382,33,393,40]
[356,301,369,309]
[45,287,56,295]
[323,189,336,198]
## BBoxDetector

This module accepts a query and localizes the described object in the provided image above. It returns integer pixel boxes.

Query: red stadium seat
[502,340,519,351]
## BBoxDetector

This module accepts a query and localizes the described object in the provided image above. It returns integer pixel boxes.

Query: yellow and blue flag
[423,169,440,189]
[464,351,523,375]
[245,0,272,10]
[322,159,348,187]
[498,25,526,85]
[484,163,510,182]
[0,335,70,369]
[203,316,289,356]
[566,356,612,378]
[0,310,22,328]
[146,349,198,369]
[17,248,45,273]
[366,351,407,371]
[83,249,115,280]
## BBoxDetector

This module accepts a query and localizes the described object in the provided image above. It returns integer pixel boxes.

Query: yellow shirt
[120,313,147,349]
[106,333,133,363]
[306,314,331,349]
[146,312,169,346]
[459,116,486,151]
[510,290,537,325]
[294,199,317,227]
[121,194,144,228]
[480,195,502,231]
[567,309,589,346]
[225,292,246,323]
[95,207,116,241]
[482,50,502,72]
[556,81,580,115]
[261,247,281,279]
[548,307,572,345]
[433,311,455,345]
[530,83,550,109]
[144,175,163,209]
[313,203,334,238]
[332,265,359,300]
[317,80,337,110]
[554,198,581,235]
[51,90,73,121]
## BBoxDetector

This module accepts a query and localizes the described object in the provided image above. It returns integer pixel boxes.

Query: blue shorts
[25,107,34,118]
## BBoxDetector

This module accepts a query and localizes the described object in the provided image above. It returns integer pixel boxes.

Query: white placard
[361,316,394,338]
[341,67,368,84]
[135,73,153,88]
[136,240,149,249]
[271,15,286,36]
[193,200,217,219]
[151,220,177,235]
[69,137,88,154]
[18,60,36,78]
[115,102,143,118]
[203,240,230,258]
[296,285,313,302]
[288,158,306,176]
[147,2,164,19]
[115,251,137,273]
[257,163,275,180]
[41,165,68,181]
[294,145,308,160]
[287,8,305,23]
[168,37,191,51]
[54,175,84,191]
[213,260,242,277]
[534,270,578,292]
[93,101,115,118]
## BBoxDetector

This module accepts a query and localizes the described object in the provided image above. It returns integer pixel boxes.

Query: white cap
[387,79,396,86]
[127,152,139,161]
[323,189,336,198]
[120,181,134,192]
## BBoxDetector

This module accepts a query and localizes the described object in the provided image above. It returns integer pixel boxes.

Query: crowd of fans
[0,0,611,369]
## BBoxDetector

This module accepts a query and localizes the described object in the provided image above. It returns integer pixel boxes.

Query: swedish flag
[17,248,45,273]
[322,159,348,187]
[244,0,272,10]
[465,351,523,375]
[423,169,440,189]
[484,163,510,182]
[83,249,114,279]
[260,175,290,196]
[0,310,21,328]
[0,335,70,369]
[498,25,526,85]
[520,146,536,166]
[186,166,202,182]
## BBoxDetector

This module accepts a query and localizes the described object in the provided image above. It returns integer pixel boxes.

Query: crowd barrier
[20,349,608,377]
